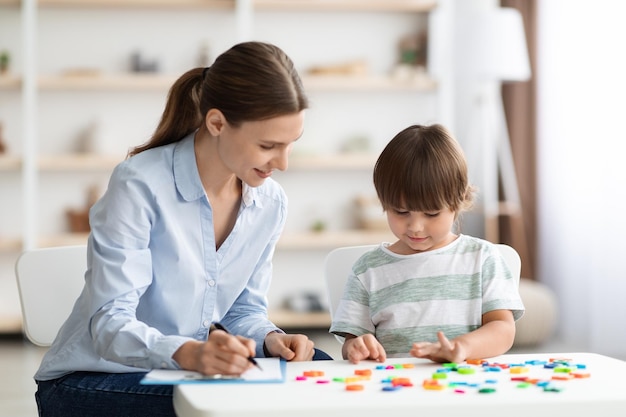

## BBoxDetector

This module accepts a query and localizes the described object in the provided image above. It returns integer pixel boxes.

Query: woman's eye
[260,144,274,150]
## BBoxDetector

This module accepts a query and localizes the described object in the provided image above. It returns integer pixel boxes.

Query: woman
[35,41,331,417]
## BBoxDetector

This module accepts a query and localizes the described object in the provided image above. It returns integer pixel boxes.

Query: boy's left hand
[410,331,467,364]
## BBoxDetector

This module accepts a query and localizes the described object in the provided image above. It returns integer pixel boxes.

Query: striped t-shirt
[329,234,525,357]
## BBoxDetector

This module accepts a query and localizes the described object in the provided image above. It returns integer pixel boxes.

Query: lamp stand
[478,82,527,252]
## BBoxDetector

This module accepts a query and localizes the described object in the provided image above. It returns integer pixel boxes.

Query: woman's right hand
[173,330,256,375]
[342,334,386,364]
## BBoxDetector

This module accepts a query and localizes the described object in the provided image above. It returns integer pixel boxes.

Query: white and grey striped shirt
[330,234,525,357]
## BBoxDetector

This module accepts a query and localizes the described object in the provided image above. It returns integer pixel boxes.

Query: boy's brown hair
[373,124,475,215]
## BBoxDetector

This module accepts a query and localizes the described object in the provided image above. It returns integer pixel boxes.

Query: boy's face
[385,207,457,255]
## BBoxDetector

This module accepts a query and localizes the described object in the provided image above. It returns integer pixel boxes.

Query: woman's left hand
[263,332,315,361]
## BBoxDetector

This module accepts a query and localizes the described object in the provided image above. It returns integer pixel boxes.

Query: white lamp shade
[456,7,531,82]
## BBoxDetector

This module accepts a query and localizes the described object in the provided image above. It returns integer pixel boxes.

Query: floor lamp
[456,7,531,243]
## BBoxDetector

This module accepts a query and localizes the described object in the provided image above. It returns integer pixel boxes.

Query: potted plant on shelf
[0,50,9,74]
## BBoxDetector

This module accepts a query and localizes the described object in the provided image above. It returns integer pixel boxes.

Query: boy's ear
[205,108,225,136]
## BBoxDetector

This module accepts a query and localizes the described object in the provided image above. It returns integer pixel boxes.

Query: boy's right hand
[342,334,387,364]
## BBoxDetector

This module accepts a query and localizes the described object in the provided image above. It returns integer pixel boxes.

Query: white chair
[14,245,87,347]
[323,243,521,342]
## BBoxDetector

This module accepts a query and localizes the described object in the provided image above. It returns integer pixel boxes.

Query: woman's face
[217,111,305,187]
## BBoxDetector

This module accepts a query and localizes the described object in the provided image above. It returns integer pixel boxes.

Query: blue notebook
[140,357,286,384]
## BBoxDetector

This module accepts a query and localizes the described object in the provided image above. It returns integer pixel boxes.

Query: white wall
[537,0,626,358]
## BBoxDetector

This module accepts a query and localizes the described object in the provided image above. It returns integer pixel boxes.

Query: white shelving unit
[0,0,450,332]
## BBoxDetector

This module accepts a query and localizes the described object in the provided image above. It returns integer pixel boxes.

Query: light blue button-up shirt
[35,133,286,380]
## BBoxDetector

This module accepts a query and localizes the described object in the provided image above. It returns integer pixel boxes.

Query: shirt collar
[242,182,253,207]
[173,133,205,202]
[173,132,262,208]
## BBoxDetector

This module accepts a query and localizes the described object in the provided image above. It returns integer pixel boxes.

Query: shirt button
[161,362,167,368]
[208,279,216,287]
[203,320,210,327]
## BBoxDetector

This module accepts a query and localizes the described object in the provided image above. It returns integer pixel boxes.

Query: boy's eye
[393,209,409,215]
[260,144,275,150]
[425,212,440,218]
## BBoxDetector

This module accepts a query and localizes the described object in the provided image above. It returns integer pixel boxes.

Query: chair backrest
[15,245,87,346]
[324,244,377,323]
[323,243,521,323]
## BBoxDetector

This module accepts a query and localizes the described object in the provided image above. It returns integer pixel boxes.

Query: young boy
[330,124,525,364]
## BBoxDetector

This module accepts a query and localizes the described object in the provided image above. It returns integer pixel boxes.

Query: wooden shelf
[0,316,23,334]
[37,0,234,9]
[0,75,21,89]
[1,155,123,172]
[269,309,330,329]
[277,230,392,250]
[34,73,437,93]
[303,74,436,92]
[0,155,22,171]
[38,154,123,171]
[0,234,89,252]
[288,153,376,170]
[0,234,88,252]
[32,153,372,172]
[0,237,22,251]
[30,0,436,12]
[23,230,391,251]
[38,233,89,248]
[39,74,178,91]
[254,0,437,12]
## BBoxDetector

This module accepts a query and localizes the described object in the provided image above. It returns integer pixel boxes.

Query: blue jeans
[35,348,333,417]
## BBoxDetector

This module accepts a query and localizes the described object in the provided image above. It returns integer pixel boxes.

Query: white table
[173,352,626,417]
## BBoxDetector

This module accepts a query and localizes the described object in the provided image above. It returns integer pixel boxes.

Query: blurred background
[1,1,625,413]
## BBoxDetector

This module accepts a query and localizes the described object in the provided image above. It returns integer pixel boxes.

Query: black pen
[209,322,263,371]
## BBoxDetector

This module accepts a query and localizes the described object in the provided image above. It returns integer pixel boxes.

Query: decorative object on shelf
[75,120,102,154]
[391,31,428,81]
[391,63,428,82]
[398,31,428,67]
[307,59,368,76]
[354,195,387,231]
[130,51,159,73]
[0,122,7,154]
[339,134,370,154]
[75,118,119,156]
[197,40,211,67]
[66,185,101,233]
[283,291,326,314]
[310,219,326,233]
[0,50,9,74]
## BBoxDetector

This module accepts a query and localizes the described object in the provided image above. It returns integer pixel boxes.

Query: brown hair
[129,41,308,156]
[373,124,475,214]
